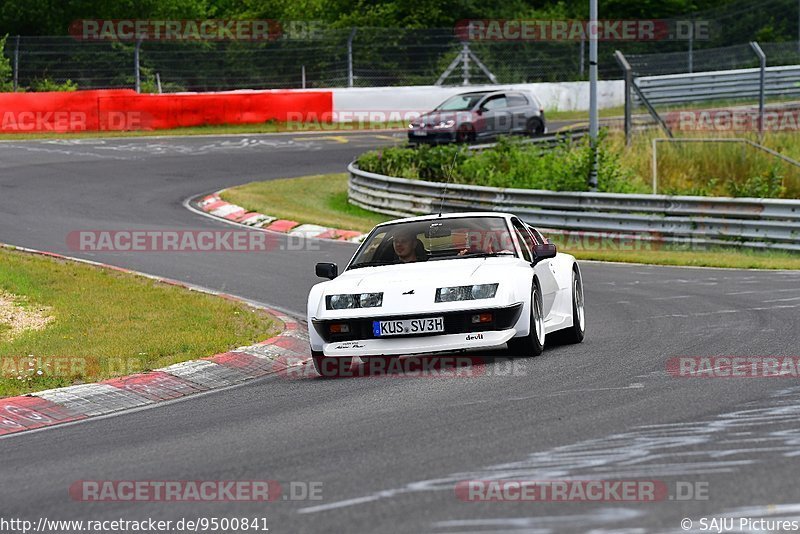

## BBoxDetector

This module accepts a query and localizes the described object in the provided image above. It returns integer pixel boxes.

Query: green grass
[0,247,280,397]
[221,174,389,233]
[220,173,800,270]
[547,97,800,122]
[612,129,800,198]
[0,120,408,141]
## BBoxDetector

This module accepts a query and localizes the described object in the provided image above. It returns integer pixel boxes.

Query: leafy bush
[0,35,12,91]
[357,132,644,193]
[727,165,786,198]
[29,78,78,92]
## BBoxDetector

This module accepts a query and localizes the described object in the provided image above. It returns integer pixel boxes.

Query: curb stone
[0,243,311,437]
[197,192,367,243]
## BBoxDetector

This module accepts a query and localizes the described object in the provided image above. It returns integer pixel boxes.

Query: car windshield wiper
[457,252,516,259]
[348,260,397,270]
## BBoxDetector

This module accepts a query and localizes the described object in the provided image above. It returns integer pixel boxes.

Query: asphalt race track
[1,131,799,533]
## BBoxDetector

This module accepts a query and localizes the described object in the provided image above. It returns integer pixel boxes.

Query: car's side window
[507,94,528,107]
[481,95,508,111]
[511,219,533,262]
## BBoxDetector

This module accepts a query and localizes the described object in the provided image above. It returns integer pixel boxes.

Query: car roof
[374,212,516,227]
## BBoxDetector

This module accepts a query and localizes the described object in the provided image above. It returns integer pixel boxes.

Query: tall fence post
[588,0,599,190]
[614,50,633,146]
[301,65,306,89]
[579,34,585,78]
[13,35,19,91]
[688,19,694,73]
[750,41,766,139]
[347,28,356,87]
[461,43,471,85]
[134,39,141,93]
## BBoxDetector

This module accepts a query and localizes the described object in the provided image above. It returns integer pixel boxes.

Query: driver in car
[392,230,423,263]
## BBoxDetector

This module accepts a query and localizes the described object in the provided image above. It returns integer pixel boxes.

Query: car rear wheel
[507,281,544,357]
[526,118,545,137]
[311,350,352,378]
[561,267,586,344]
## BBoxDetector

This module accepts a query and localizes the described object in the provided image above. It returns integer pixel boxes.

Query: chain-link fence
[1,0,799,92]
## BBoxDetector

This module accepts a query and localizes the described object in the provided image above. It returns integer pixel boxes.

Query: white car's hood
[314,257,520,318]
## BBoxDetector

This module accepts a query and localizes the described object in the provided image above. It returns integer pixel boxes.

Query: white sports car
[307,212,585,376]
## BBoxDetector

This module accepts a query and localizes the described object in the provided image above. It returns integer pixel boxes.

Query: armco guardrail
[635,65,800,105]
[348,163,800,251]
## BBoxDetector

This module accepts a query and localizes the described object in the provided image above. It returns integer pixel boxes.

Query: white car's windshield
[349,216,517,269]
[434,93,487,111]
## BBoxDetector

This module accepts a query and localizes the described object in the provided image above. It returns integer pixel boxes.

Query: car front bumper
[407,130,457,143]
[322,328,517,357]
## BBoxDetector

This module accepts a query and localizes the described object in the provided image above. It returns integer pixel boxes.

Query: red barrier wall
[0,89,332,132]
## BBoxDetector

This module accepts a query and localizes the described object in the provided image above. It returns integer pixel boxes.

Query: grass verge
[221,173,388,233]
[221,173,800,270]
[0,247,280,397]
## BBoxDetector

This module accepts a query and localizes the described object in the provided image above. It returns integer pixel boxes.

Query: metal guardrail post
[614,50,633,146]
[750,41,766,139]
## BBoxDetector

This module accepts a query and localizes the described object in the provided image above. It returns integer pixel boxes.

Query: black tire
[561,266,586,344]
[507,280,545,357]
[526,118,545,137]
[311,350,352,378]
[456,125,475,143]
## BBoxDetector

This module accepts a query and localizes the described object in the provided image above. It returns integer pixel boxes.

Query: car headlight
[433,120,455,129]
[359,292,383,308]
[326,292,383,310]
[435,283,498,302]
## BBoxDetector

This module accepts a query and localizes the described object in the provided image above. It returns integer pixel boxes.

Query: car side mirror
[475,108,484,116]
[315,262,338,279]
[532,243,557,263]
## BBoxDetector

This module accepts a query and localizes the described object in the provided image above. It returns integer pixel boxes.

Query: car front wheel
[561,267,586,344]
[507,281,544,357]
[311,350,352,378]
[456,125,475,143]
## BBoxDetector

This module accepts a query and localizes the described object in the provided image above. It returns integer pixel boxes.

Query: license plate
[413,131,428,136]
[373,317,444,337]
